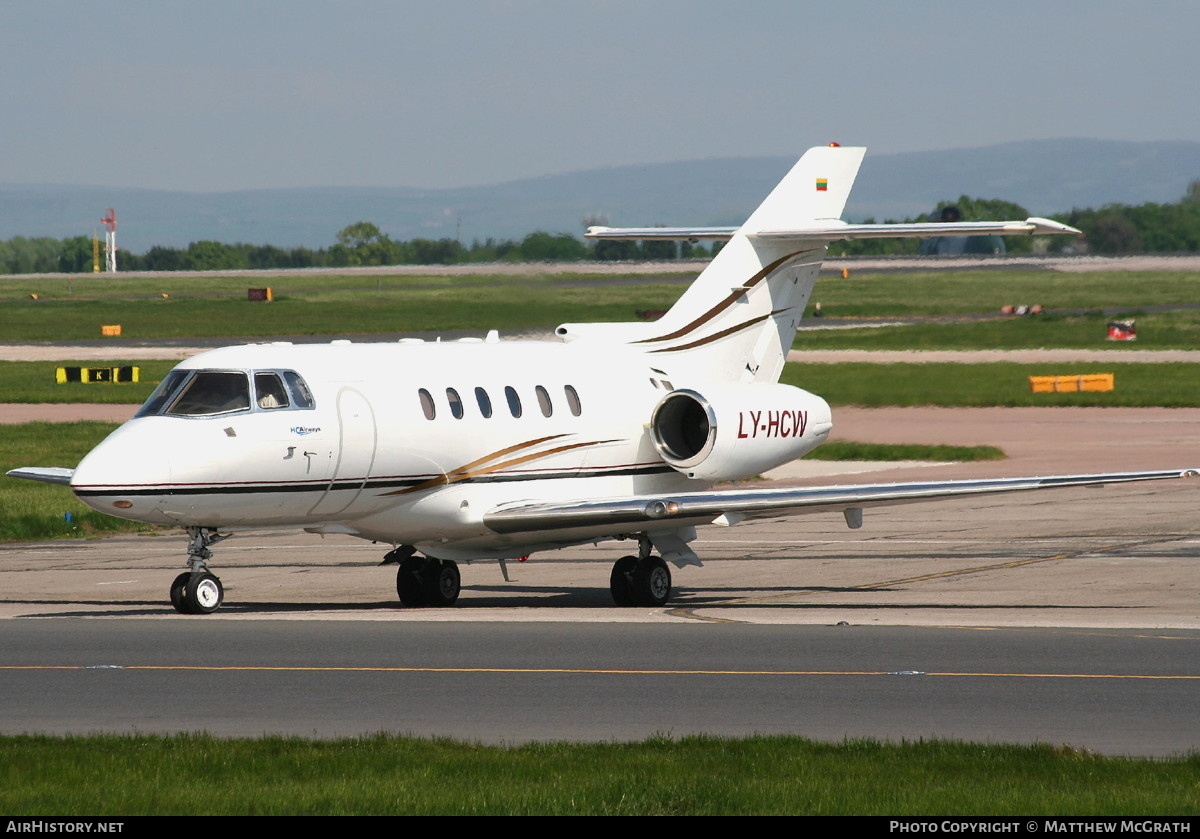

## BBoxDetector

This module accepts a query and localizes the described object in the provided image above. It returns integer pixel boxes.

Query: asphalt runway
[3,620,1197,756]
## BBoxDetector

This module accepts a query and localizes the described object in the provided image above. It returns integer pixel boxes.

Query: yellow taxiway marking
[1,665,1197,680]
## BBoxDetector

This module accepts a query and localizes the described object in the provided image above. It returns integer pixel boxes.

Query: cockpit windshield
[168,371,251,416]
[135,369,316,418]
[136,370,190,417]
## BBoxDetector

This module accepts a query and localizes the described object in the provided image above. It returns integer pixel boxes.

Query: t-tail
[563,145,864,386]
[571,143,1079,387]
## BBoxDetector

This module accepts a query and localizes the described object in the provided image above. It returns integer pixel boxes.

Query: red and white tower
[101,208,117,272]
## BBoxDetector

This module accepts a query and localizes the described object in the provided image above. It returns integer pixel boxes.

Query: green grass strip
[0,279,685,341]
[807,441,1004,461]
[0,422,147,541]
[806,269,1200,316]
[1,733,1196,815]
[783,361,1200,407]
[7,359,1197,410]
[795,311,1200,351]
[0,360,173,404]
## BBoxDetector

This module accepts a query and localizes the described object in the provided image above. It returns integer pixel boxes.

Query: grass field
[806,270,1200,316]
[0,422,147,542]
[783,361,1200,407]
[5,359,1198,408]
[2,733,1197,816]
[0,274,687,340]
[3,268,1200,347]
[0,360,172,403]
[794,311,1200,351]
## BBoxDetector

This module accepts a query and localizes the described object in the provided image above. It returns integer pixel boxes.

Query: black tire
[631,556,671,607]
[396,556,428,607]
[183,572,223,614]
[169,572,192,614]
[422,560,461,607]
[609,555,638,606]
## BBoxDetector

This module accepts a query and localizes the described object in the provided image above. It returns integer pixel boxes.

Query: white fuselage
[73,338,829,559]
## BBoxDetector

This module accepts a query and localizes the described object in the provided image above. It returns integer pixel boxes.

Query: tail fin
[562,145,866,385]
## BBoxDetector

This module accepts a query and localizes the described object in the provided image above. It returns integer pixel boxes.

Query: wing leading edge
[483,469,1197,535]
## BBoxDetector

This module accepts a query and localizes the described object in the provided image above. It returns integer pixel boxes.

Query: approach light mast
[102,208,117,273]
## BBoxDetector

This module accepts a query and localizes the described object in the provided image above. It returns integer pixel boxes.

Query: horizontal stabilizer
[484,469,1196,534]
[755,217,1082,241]
[585,218,1080,244]
[7,467,75,486]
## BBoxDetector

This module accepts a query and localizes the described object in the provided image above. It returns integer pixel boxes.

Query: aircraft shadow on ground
[5,587,1140,617]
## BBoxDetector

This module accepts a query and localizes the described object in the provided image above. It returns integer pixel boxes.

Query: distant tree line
[833,182,1200,257]
[0,185,1197,273]
[0,222,712,274]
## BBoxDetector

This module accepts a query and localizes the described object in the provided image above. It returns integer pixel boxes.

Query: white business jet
[9,144,1194,614]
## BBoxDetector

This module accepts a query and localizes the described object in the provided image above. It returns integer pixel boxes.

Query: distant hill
[0,139,1196,253]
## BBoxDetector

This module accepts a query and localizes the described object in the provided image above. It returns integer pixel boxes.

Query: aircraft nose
[70,420,174,521]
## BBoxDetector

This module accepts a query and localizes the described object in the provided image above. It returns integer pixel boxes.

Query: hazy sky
[3,0,1197,191]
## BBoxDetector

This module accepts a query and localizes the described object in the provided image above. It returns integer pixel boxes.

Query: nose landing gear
[170,527,231,615]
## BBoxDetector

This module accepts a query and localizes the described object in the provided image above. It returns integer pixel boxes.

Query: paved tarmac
[3,475,1198,627]
[3,619,1197,755]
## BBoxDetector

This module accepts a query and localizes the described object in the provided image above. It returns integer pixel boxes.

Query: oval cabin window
[564,385,582,417]
[418,389,436,420]
[446,388,464,419]
[475,387,493,418]
[535,385,553,417]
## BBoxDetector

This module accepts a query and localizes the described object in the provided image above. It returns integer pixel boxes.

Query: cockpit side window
[166,371,251,416]
[283,371,315,408]
[135,370,190,418]
[255,372,290,409]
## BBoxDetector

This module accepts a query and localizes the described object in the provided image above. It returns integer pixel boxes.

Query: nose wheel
[170,526,231,615]
[170,571,224,614]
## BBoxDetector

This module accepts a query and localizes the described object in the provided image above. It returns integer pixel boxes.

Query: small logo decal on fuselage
[291,426,321,436]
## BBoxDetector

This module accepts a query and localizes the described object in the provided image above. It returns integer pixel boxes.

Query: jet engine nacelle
[649,383,833,482]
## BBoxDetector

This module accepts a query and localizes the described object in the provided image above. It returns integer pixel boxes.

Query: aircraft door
[308,387,377,517]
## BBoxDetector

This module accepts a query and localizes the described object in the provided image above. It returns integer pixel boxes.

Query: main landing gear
[387,548,461,608]
[610,549,672,607]
[170,526,231,614]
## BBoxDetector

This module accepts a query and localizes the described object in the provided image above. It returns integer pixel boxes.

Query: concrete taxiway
[3,476,1198,626]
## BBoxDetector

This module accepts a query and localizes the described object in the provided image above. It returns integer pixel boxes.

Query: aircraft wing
[585,217,1079,243]
[6,467,75,486]
[484,469,1196,535]
[584,226,738,241]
